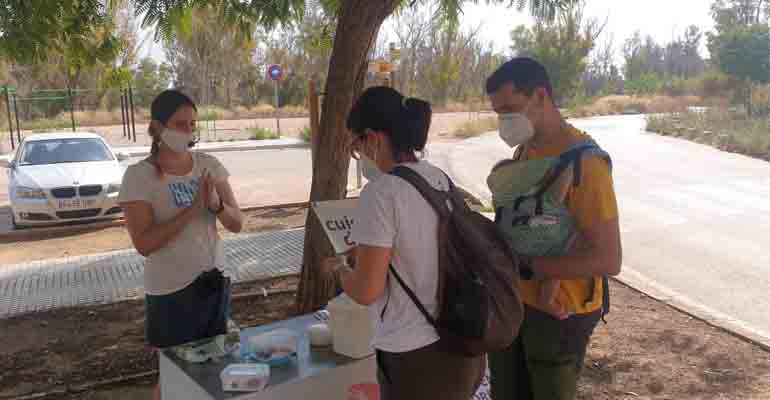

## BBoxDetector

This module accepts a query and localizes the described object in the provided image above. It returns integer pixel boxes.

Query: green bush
[646,109,770,160]
[564,92,596,111]
[752,84,770,117]
[625,73,665,96]
[662,78,689,97]
[300,126,311,143]
[249,127,280,140]
[693,70,735,98]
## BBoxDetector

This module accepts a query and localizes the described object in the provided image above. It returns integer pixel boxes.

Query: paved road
[442,114,770,342]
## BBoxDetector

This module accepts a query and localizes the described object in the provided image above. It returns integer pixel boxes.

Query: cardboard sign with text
[312,199,360,254]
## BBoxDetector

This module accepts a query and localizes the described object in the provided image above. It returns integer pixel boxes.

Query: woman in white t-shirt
[117,91,243,388]
[328,87,485,399]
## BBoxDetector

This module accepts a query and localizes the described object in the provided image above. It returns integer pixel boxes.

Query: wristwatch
[209,197,225,215]
[519,254,535,280]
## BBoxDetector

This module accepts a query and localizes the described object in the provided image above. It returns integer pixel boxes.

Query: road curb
[615,265,770,353]
[123,141,310,158]
[0,220,126,242]
[0,201,312,242]
[0,140,310,159]
[0,196,376,242]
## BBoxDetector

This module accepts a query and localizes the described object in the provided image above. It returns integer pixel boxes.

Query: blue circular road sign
[268,64,284,81]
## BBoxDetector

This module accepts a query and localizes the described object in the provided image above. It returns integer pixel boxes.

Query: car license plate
[58,199,96,209]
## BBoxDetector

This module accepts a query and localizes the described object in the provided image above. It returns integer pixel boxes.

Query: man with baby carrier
[485,57,623,400]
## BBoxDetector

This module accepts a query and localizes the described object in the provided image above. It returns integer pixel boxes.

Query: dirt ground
[0,206,308,265]
[1,278,768,400]
[2,205,770,399]
[0,275,299,399]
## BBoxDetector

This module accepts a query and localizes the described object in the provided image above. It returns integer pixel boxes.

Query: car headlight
[107,183,121,194]
[16,186,46,200]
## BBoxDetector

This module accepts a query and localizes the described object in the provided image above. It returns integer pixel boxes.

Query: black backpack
[386,166,524,357]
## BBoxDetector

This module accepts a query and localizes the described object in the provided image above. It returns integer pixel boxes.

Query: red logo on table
[347,382,379,400]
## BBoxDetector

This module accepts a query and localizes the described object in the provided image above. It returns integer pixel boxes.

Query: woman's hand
[191,168,212,212]
[210,177,244,233]
[321,254,348,277]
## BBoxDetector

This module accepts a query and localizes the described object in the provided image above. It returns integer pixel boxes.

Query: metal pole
[274,80,281,137]
[68,87,76,132]
[308,77,319,164]
[120,91,127,138]
[13,93,21,145]
[128,87,137,143]
[4,87,14,150]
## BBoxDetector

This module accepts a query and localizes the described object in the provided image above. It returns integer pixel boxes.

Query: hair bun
[403,98,432,151]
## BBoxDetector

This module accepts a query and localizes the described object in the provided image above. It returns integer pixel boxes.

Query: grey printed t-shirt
[118,152,229,296]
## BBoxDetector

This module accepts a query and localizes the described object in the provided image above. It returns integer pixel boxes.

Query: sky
[142,0,716,64]
[458,0,715,57]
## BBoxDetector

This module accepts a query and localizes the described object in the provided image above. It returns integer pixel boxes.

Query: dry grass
[646,109,770,160]
[451,116,498,138]
[0,104,310,139]
[568,95,704,118]
[435,100,492,114]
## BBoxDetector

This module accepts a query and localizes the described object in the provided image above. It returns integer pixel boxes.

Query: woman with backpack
[325,86,486,400]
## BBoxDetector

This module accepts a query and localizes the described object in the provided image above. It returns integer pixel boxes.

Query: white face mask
[498,113,534,148]
[360,155,382,181]
[161,128,192,153]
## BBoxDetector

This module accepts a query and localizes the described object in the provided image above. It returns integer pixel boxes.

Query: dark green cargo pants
[489,306,601,400]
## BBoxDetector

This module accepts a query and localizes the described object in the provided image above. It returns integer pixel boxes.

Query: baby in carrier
[526,166,575,320]
[488,141,608,319]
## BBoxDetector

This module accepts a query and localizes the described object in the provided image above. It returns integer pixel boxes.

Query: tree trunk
[296,0,400,313]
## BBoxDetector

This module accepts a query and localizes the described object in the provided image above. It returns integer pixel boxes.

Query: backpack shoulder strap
[563,140,614,322]
[562,139,612,187]
[388,264,438,328]
[387,166,449,330]
[512,141,611,213]
[390,165,454,219]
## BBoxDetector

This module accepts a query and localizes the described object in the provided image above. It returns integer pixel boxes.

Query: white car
[0,132,130,229]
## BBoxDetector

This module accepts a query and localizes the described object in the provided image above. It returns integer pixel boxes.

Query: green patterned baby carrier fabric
[488,139,611,256]
[488,153,577,257]
[487,139,613,315]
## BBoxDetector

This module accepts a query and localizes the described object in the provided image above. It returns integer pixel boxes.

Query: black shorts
[145,269,231,349]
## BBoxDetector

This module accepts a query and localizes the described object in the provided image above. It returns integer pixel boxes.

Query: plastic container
[327,294,374,359]
[220,363,270,392]
[307,323,332,347]
[243,328,299,366]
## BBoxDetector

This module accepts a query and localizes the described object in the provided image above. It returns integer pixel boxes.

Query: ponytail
[400,97,431,154]
[347,86,432,162]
